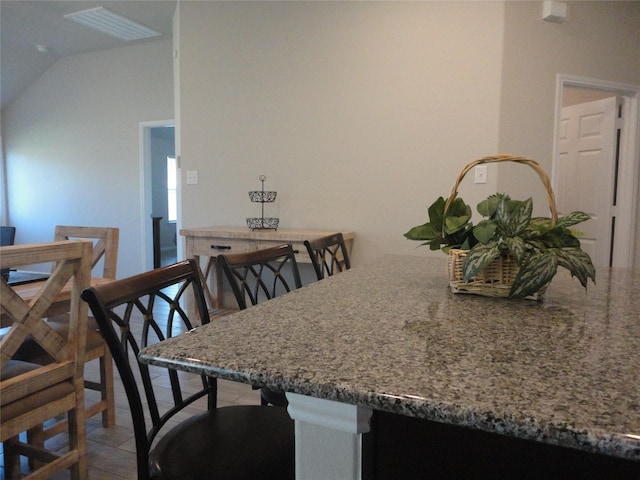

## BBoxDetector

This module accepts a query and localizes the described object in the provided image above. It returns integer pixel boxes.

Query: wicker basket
[444,154,558,300]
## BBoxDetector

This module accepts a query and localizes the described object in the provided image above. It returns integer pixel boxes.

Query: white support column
[286,393,373,480]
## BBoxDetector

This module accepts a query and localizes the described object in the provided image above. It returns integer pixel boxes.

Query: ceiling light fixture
[64,7,161,41]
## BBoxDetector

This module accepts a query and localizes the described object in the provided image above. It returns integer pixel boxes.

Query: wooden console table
[180,227,355,315]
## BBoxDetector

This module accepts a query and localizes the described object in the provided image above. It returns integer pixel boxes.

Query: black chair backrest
[0,226,16,247]
[81,259,215,480]
[1,227,16,279]
[304,232,351,281]
[218,244,302,310]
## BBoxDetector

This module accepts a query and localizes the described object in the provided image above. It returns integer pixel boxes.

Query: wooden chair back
[0,240,91,478]
[81,259,215,480]
[55,225,119,279]
[218,244,302,310]
[304,232,351,280]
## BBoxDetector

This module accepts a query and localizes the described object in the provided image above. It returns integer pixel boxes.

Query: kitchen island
[140,255,639,479]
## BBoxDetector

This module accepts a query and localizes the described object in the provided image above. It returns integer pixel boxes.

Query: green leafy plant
[404,193,596,299]
[403,197,475,252]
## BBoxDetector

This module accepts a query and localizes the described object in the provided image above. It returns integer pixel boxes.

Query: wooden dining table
[139,255,640,479]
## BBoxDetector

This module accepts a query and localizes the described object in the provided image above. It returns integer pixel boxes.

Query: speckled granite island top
[139,255,640,461]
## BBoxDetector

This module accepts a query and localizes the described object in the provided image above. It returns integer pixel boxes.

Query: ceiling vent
[64,7,161,41]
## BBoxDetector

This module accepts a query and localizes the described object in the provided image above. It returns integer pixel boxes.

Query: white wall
[562,87,615,108]
[177,1,504,266]
[498,1,640,217]
[2,39,174,278]
[3,1,639,274]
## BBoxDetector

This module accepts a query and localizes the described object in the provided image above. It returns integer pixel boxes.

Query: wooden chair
[51,226,118,429]
[16,226,118,440]
[218,244,302,406]
[304,232,352,280]
[55,225,118,279]
[1,240,91,479]
[81,259,294,480]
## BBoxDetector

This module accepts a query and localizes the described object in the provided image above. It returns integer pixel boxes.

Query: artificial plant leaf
[504,236,526,263]
[427,197,447,230]
[444,198,472,234]
[446,197,471,216]
[477,198,492,217]
[404,223,439,241]
[477,193,511,218]
[556,211,591,229]
[509,251,557,299]
[542,228,581,248]
[504,198,525,214]
[405,196,473,252]
[508,198,533,236]
[445,223,474,247]
[477,194,507,218]
[460,237,473,250]
[529,217,554,228]
[495,196,510,224]
[445,212,472,234]
[526,217,553,238]
[555,248,596,288]
[473,220,497,244]
[429,238,443,251]
[494,197,530,235]
[462,242,501,281]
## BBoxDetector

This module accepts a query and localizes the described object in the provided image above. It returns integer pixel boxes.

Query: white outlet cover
[186,170,198,185]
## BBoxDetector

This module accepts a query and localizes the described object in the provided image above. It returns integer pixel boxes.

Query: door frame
[552,74,640,268]
[139,119,175,272]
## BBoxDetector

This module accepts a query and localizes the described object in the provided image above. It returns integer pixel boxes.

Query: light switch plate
[186,170,198,185]
[474,165,488,184]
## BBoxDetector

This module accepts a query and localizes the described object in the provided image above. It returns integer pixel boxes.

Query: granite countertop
[140,255,640,461]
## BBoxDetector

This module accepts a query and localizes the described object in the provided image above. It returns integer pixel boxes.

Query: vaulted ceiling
[1,1,176,110]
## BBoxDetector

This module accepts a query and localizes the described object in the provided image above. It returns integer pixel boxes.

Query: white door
[556,96,618,267]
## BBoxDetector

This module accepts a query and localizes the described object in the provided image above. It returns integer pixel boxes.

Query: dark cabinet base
[368,411,639,480]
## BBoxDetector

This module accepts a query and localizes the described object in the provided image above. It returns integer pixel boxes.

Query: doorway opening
[553,75,639,269]
[140,120,176,271]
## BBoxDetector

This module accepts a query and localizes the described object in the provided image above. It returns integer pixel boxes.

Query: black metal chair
[304,232,351,280]
[218,244,302,406]
[0,226,16,246]
[81,259,294,480]
[0,226,16,280]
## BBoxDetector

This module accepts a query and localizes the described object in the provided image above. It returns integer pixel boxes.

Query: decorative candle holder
[246,175,279,230]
